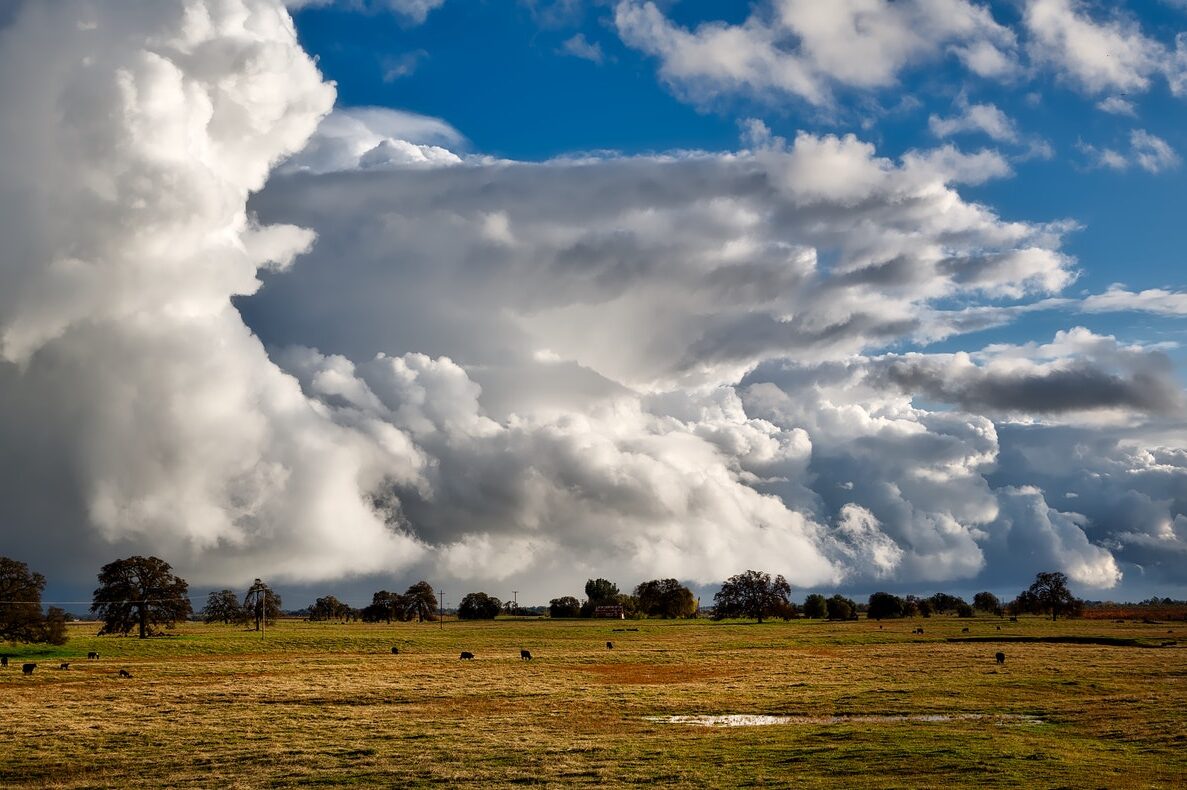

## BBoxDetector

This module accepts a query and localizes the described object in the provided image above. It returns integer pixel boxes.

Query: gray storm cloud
[1,0,1185,601]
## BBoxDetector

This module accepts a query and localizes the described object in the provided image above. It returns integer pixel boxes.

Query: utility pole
[438,588,444,630]
[246,578,267,640]
[512,590,518,614]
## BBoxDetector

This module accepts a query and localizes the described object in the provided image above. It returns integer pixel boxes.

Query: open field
[2,615,1185,788]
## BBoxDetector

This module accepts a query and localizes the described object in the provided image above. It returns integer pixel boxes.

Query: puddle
[645,713,1044,727]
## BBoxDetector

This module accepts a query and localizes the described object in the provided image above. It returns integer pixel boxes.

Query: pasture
[1,615,1184,788]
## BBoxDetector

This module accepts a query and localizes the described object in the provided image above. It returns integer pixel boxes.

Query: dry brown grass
[0,616,1184,787]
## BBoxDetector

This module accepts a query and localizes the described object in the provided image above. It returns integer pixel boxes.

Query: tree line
[0,551,1094,647]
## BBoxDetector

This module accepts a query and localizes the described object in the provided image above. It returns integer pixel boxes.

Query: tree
[973,591,1001,613]
[712,570,792,623]
[43,607,68,646]
[91,556,192,639]
[244,579,281,632]
[826,594,858,621]
[404,581,438,622]
[361,590,405,623]
[802,593,827,619]
[0,556,64,644]
[457,592,502,620]
[549,596,581,618]
[634,579,698,618]
[1026,571,1079,621]
[867,592,906,620]
[309,595,350,622]
[928,592,966,614]
[910,596,933,617]
[956,602,975,618]
[202,590,246,625]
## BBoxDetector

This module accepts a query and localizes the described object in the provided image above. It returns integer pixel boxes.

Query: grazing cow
[995,652,1005,665]
[961,628,970,633]
[391,647,399,655]
[119,669,132,678]
[22,663,36,675]
[59,662,70,670]
[996,626,1001,631]
[606,641,614,650]
[1,656,7,667]
[87,652,99,660]
[459,652,474,660]
[520,649,532,661]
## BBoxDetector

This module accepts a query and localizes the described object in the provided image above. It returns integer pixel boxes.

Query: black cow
[961,628,970,633]
[87,652,99,660]
[606,641,614,650]
[995,652,1006,665]
[1,656,7,667]
[520,649,532,661]
[459,651,474,660]
[59,662,70,670]
[22,663,36,675]
[119,669,132,678]
[391,647,400,655]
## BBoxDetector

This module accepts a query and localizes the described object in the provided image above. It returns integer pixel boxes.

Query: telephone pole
[438,588,444,630]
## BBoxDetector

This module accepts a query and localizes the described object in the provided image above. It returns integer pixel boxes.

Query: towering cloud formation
[1,0,1184,601]
[0,0,426,584]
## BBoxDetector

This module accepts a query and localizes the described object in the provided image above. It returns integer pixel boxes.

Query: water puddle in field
[645,713,1044,727]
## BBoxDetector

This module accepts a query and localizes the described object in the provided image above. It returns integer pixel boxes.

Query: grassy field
[1,615,1184,788]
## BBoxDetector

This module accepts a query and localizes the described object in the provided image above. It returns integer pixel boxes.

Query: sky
[2,0,1187,610]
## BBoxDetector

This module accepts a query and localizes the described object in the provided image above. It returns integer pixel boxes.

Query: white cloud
[1130,129,1180,173]
[929,99,1019,142]
[279,106,464,174]
[2,0,1185,602]
[560,33,604,64]
[613,0,1017,106]
[1096,95,1137,116]
[1078,129,1179,174]
[1082,285,1187,316]
[1024,0,1169,95]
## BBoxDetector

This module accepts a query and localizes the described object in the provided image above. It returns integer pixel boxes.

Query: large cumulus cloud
[3,0,1186,603]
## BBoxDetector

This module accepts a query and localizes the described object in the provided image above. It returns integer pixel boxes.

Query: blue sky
[3,0,1187,607]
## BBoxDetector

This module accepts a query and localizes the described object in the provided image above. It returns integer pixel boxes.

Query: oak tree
[91,556,192,639]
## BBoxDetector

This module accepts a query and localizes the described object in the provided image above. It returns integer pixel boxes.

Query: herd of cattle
[2,635,1009,676]
[0,652,134,677]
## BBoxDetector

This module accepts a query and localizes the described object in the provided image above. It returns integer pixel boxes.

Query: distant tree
[634,579,698,618]
[1025,571,1080,621]
[244,579,281,632]
[91,556,192,639]
[549,596,582,618]
[955,602,975,618]
[802,593,828,619]
[712,570,792,623]
[361,590,405,623]
[202,590,246,625]
[907,595,932,617]
[43,607,68,645]
[826,594,858,621]
[403,581,438,622]
[0,556,63,644]
[928,593,966,614]
[309,595,350,622]
[1007,589,1039,617]
[973,592,1001,613]
[867,592,906,620]
[457,592,502,620]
